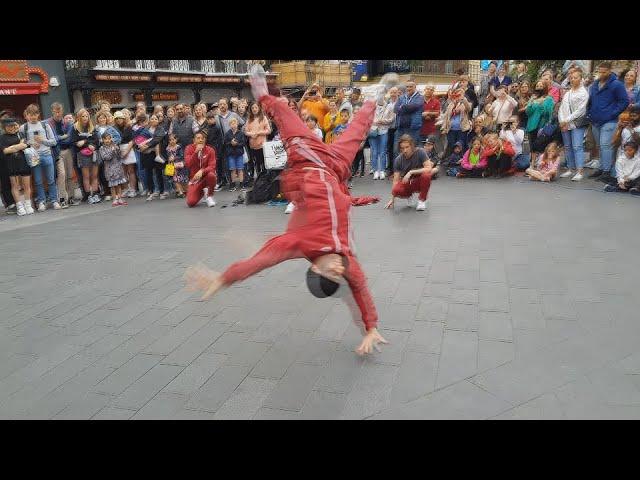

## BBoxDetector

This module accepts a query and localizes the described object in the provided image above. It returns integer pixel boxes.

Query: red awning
[0,83,43,95]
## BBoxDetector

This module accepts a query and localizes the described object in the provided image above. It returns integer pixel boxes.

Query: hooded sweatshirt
[615,151,640,181]
[587,73,629,127]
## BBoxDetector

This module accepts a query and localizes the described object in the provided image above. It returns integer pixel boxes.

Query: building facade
[0,60,71,118]
[64,60,276,112]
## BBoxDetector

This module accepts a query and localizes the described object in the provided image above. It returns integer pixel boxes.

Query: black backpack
[246,169,281,204]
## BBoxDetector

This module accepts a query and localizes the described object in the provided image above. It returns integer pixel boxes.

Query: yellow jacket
[323,111,344,144]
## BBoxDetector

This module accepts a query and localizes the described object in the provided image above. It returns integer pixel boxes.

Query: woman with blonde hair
[72,108,101,203]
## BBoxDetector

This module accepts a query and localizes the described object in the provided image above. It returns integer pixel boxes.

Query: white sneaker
[127,189,136,198]
[104,195,112,201]
[373,171,379,180]
[159,192,169,200]
[285,202,295,214]
[24,201,34,215]
[379,171,385,180]
[571,172,584,181]
[560,170,574,178]
[16,202,26,216]
[151,192,159,199]
[146,194,154,202]
[37,202,46,212]
[52,202,62,210]
[416,200,427,211]
[93,194,102,203]
[406,194,417,208]
[206,196,216,207]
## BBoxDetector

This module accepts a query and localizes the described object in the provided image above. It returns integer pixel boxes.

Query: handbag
[164,162,175,176]
[24,147,40,167]
[80,147,93,156]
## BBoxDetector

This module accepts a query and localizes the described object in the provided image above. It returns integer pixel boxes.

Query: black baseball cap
[425,135,437,145]
[306,268,340,298]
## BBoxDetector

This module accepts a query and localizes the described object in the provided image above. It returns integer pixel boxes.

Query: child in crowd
[166,133,188,198]
[305,115,323,140]
[526,141,560,182]
[604,140,640,195]
[457,138,488,177]
[444,141,463,168]
[98,131,128,206]
[223,117,247,192]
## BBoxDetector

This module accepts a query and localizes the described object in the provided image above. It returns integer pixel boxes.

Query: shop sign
[132,92,180,102]
[0,60,29,82]
[95,74,152,81]
[157,75,202,83]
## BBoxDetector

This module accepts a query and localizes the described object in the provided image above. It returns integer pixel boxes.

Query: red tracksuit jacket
[184,144,216,181]
[221,95,379,330]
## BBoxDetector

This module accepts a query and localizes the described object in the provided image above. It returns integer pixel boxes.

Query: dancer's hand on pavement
[356,328,389,356]
[184,264,224,300]
[384,198,394,209]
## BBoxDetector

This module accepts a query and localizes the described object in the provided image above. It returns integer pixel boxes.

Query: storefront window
[96,60,121,69]
[135,60,155,70]
[170,60,190,72]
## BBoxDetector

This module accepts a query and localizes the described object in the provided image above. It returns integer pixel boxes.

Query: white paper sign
[263,140,288,170]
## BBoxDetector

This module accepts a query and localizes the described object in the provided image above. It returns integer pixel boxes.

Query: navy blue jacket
[587,74,629,127]
[394,92,424,130]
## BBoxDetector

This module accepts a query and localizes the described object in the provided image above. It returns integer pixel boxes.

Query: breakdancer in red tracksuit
[186,66,397,355]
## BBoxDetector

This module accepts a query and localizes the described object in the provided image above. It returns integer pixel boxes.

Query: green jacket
[525,96,554,133]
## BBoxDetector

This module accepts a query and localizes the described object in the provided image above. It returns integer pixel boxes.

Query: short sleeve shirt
[393,148,428,177]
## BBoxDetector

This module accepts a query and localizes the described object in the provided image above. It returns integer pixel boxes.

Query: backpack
[20,121,53,142]
[246,169,281,204]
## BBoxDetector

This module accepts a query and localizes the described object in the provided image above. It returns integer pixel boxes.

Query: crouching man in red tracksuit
[185,66,397,355]
[184,130,217,208]
[385,134,434,211]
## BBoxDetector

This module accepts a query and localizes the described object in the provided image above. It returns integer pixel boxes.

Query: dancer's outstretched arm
[185,233,303,300]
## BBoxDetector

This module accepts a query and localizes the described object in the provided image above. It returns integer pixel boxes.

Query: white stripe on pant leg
[319,169,342,254]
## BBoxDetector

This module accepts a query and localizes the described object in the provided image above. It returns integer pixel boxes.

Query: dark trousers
[606,177,640,190]
[486,154,513,176]
[216,148,230,186]
[386,127,396,172]
[445,129,468,159]
[458,167,485,177]
[249,147,266,178]
[0,161,15,207]
[351,149,365,177]
[142,153,165,194]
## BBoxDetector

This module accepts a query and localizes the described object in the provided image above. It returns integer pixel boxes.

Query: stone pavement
[1,174,640,420]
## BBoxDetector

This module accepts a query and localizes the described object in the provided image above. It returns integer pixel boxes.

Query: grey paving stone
[407,322,443,354]
[299,390,348,419]
[225,341,271,367]
[253,407,300,420]
[92,406,136,420]
[154,302,202,327]
[143,315,210,356]
[161,321,230,366]
[115,308,171,336]
[390,351,438,405]
[312,302,353,341]
[214,377,278,419]
[112,364,183,410]
[186,364,252,413]
[53,392,112,420]
[446,303,479,332]
[263,363,323,412]
[93,354,164,396]
[250,330,314,380]
[429,262,456,283]
[205,331,251,355]
[341,362,399,419]
[479,283,510,312]
[131,392,189,420]
[479,259,507,283]
[478,339,515,372]
[478,311,513,342]
[509,287,540,305]
[453,269,480,290]
[392,277,427,305]
[378,303,417,332]
[373,380,512,420]
[163,353,227,395]
[451,289,479,305]
[422,282,452,299]
[250,313,297,343]
[370,329,409,366]
[455,255,480,272]
[82,333,131,358]
[436,330,478,389]
[415,297,448,322]
[542,294,577,320]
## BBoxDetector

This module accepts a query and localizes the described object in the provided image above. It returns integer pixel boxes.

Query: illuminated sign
[95,74,152,81]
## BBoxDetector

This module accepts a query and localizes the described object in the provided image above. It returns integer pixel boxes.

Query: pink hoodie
[461,148,488,170]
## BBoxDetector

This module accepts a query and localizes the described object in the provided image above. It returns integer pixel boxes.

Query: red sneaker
[119,199,128,206]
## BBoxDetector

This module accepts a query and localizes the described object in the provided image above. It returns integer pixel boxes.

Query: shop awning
[0,82,44,95]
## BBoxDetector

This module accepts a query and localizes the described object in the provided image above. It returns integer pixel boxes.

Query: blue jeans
[32,152,58,204]
[369,132,388,172]
[514,153,531,170]
[561,127,586,170]
[591,121,617,174]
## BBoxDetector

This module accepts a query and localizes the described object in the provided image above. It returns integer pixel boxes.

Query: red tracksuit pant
[391,172,432,202]
[186,171,217,207]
